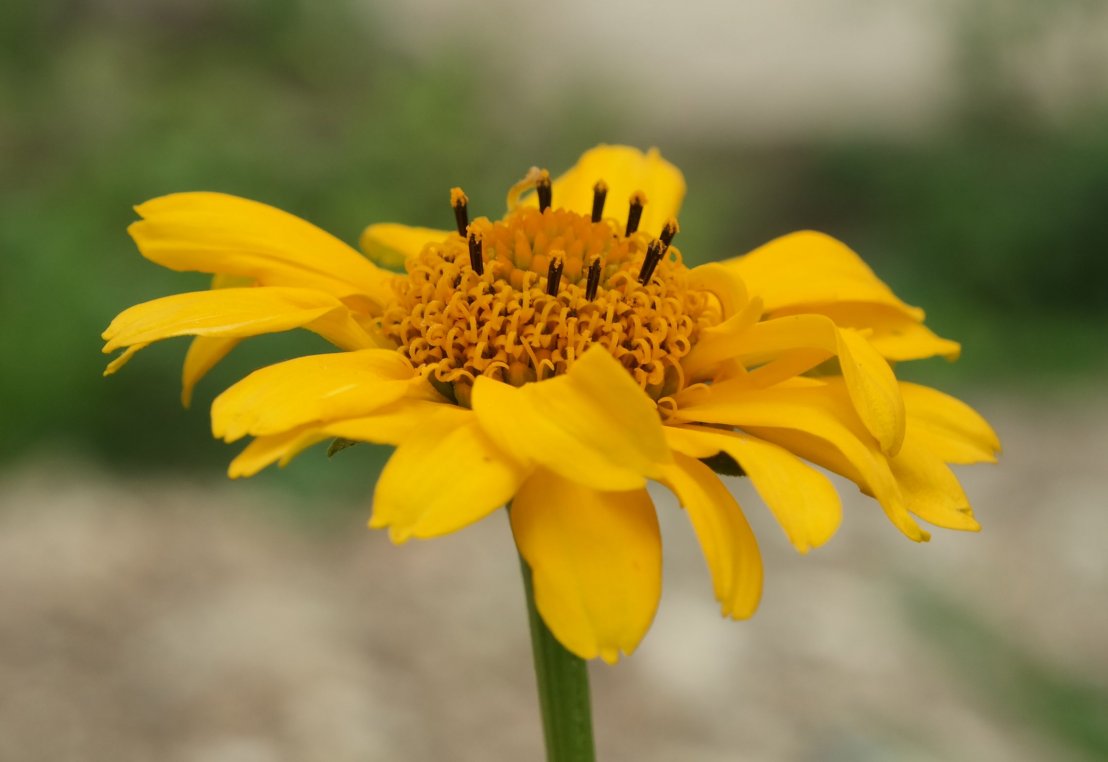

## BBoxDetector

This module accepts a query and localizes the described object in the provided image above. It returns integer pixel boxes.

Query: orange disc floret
[379,206,719,407]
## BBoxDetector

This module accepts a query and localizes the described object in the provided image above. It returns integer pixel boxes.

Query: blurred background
[2,0,1106,759]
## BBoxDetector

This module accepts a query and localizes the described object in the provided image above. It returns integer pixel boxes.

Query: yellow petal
[130,192,395,309]
[228,398,462,478]
[736,315,906,454]
[772,302,961,362]
[211,349,423,442]
[511,470,661,663]
[665,425,841,553]
[471,345,671,491]
[181,336,240,407]
[672,381,928,542]
[659,454,762,618]
[685,262,751,319]
[889,437,981,531]
[101,343,148,376]
[725,230,922,318]
[680,263,764,381]
[371,411,528,542]
[901,382,1000,464]
[228,426,331,479]
[359,222,454,269]
[178,273,258,406]
[518,145,686,237]
[102,287,376,371]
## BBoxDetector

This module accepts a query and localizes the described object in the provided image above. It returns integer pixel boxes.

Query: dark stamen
[585,257,602,300]
[625,191,647,236]
[660,217,679,250]
[536,170,552,212]
[637,239,664,285]
[591,180,608,223]
[546,255,564,295]
[450,187,469,236]
[467,232,484,275]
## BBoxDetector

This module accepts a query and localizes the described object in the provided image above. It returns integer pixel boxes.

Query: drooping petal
[228,426,331,479]
[736,315,906,454]
[511,469,662,663]
[359,222,454,269]
[371,411,528,542]
[101,287,378,374]
[724,230,922,317]
[659,454,762,618]
[672,380,928,542]
[179,273,256,406]
[228,399,467,478]
[665,425,841,553]
[130,192,395,308]
[901,382,1001,464]
[517,145,686,236]
[888,437,981,531]
[181,336,240,407]
[773,302,961,362]
[211,349,425,442]
[471,345,671,491]
[722,231,963,363]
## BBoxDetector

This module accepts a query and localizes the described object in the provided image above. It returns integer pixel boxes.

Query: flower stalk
[519,554,597,762]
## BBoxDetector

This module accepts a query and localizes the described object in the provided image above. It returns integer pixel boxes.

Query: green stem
[519,555,597,762]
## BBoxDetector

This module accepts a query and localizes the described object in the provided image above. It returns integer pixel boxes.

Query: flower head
[103,145,999,663]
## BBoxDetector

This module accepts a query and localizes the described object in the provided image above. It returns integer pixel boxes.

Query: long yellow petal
[672,381,928,542]
[517,145,686,237]
[773,302,961,362]
[665,425,841,553]
[101,287,376,373]
[660,454,762,618]
[511,470,662,663]
[228,398,464,478]
[889,437,981,531]
[471,345,671,491]
[211,349,424,442]
[736,315,906,454]
[359,222,453,269]
[181,336,240,408]
[371,412,528,542]
[228,426,332,479]
[724,230,922,317]
[130,192,395,309]
[901,382,1000,464]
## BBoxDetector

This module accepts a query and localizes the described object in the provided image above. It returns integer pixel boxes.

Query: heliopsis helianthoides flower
[103,145,999,665]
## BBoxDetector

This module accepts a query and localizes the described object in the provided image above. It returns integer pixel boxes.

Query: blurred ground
[3,392,1105,762]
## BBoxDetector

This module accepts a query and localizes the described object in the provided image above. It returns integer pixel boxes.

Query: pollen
[380,195,721,409]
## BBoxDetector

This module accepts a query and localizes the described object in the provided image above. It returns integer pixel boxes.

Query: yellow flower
[103,145,999,664]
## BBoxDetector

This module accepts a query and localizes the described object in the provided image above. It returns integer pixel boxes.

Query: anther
[591,180,608,223]
[467,231,484,275]
[637,239,664,285]
[546,254,564,296]
[450,187,469,236]
[625,191,647,236]
[536,170,552,212]
[660,217,679,250]
[585,257,602,300]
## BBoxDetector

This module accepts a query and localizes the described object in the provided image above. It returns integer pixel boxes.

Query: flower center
[380,178,721,408]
